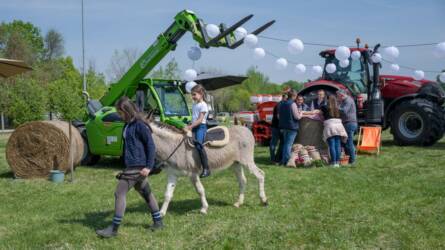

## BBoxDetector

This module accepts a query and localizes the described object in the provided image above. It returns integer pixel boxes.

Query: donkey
[147,121,267,216]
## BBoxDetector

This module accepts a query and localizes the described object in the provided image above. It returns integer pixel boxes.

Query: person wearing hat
[336,89,358,164]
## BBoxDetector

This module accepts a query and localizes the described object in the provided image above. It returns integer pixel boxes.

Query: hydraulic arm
[99,9,275,106]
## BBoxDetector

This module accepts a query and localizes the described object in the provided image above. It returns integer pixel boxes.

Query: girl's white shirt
[192,101,209,124]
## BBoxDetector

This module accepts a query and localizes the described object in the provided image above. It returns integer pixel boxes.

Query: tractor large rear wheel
[390,98,444,146]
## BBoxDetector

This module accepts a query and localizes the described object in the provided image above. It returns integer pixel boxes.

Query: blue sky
[1,0,444,83]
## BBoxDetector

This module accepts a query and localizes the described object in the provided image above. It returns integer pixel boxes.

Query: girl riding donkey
[186,84,211,178]
[96,97,163,238]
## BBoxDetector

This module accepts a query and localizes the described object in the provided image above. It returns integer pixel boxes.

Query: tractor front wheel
[77,126,101,166]
[390,98,444,146]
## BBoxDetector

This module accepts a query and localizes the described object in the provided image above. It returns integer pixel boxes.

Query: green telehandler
[75,10,275,165]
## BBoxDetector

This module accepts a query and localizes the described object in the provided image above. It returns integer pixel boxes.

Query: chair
[356,126,382,155]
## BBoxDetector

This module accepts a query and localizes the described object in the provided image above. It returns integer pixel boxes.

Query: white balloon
[294,64,306,75]
[253,47,266,59]
[185,81,197,93]
[244,34,258,48]
[335,46,351,61]
[371,53,382,63]
[187,46,201,61]
[351,50,361,60]
[413,70,425,80]
[183,69,197,82]
[288,38,304,55]
[390,64,400,72]
[439,72,445,83]
[275,58,288,70]
[234,27,247,40]
[206,24,220,38]
[339,59,350,68]
[434,42,445,58]
[312,65,323,75]
[326,63,336,74]
[383,46,399,60]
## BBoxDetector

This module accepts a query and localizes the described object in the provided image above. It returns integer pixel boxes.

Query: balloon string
[258,35,440,49]
[263,49,317,67]
[261,49,441,73]
[382,58,440,73]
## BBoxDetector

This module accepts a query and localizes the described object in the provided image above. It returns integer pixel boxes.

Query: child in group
[320,95,348,167]
[96,96,163,238]
[186,84,211,178]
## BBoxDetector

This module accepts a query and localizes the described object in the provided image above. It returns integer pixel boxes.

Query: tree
[150,58,181,79]
[0,20,44,63]
[242,66,270,94]
[86,63,107,100]
[282,80,303,91]
[6,78,48,126]
[107,48,141,82]
[44,29,64,60]
[48,79,84,121]
[225,88,251,112]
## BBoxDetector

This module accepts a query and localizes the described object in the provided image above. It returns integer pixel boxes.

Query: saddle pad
[186,126,230,148]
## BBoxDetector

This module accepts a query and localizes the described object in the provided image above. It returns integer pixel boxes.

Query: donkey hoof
[233,202,242,208]
[200,208,208,215]
[160,211,166,217]
[262,200,269,207]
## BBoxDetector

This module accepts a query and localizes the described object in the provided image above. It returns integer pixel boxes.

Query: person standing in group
[337,89,358,165]
[96,97,163,238]
[320,95,348,167]
[269,93,287,163]
[186,84,211,178]
[310,89,327,111]
[278,89,303,165]
[296,95,310,111]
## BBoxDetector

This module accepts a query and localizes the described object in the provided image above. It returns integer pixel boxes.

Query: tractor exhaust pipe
[366,44,384,125]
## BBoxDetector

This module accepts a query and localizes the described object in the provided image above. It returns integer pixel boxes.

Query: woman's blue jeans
[343,122,358,163]
[327,135,341,164]
[280,129,298,165]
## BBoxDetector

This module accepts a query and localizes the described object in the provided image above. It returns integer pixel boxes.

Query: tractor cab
[136,79,192,128]
[320,48,370,95]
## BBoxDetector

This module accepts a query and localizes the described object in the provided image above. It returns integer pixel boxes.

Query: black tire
[390,98,444,146]
[78,126,101,166]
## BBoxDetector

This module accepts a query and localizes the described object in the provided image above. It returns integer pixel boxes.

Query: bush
[48,79,84,121]
[6,78,48,126]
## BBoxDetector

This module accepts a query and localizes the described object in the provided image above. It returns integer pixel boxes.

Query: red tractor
[299,42,445,146]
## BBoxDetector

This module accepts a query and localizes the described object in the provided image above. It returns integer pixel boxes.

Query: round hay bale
[6,121,85,179]
[295,117,326,149]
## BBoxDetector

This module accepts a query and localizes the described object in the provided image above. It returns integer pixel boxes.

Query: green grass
[1,132,444,249]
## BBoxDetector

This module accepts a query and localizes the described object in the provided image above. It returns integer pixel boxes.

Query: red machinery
[252,101,278,144]
[299,42,445,146]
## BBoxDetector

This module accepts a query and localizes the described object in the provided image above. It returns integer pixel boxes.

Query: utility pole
[81,0,87,94]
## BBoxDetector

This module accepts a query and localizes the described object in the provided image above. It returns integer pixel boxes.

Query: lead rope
[155,137,187,169]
